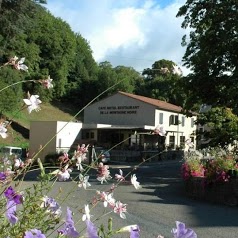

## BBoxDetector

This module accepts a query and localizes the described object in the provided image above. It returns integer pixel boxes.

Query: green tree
[138,59,185,106]
[197,107,238,147]
[177,0,238,112]
[0,68,24,113]
[65,34,99,108]
[95,61,118,99]
[114,65,142,93]
[29,8,77,99]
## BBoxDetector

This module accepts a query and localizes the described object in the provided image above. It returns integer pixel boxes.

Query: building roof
[118,91,183,113]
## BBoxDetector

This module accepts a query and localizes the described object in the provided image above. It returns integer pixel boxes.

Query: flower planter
[184,177,238,206]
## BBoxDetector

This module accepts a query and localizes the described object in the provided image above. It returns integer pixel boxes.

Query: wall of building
[29,121,57,161]
[154,109,197,149]
[29,121,82,161]
[84,93,156,126]
[56,121,83,152]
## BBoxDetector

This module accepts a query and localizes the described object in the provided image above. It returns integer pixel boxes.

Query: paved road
[22,159,238,237]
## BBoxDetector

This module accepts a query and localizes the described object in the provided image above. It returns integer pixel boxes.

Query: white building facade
[29,92,197,161]
[83,91,197,151]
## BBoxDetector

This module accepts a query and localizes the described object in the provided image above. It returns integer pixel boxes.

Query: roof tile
[118,91,183,113]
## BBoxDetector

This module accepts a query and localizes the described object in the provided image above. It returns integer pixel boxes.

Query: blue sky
[45,0,190,74]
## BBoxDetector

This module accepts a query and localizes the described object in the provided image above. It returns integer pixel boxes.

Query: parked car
[94,147,110,164]
[1,146,23,157]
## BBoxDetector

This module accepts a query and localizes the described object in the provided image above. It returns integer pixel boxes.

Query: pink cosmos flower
[7,56,28,71]
[40,75,53,89]
[113,201,127,219]
[115,169,125,182]
[97,162,112,184]
[98,191,115,208]
[23,94,42,113]
[72,151,84,171]
[77,144,89,154]
[15,57,28,71]
[58,153,70,166]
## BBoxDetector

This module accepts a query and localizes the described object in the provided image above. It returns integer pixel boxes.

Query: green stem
[0,79,37,93]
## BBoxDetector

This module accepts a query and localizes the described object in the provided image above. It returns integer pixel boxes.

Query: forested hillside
[0,0,187,147]
[0,0,187,115]
[0,0,145,114]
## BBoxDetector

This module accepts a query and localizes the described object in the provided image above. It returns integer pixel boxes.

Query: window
[199,127,204,133]
[181,116,185,127]
[159,113,164,124]
[191,118,195,128]
[159,113,163,124]
[169,115,179,125]
[90,132,94,139]
[58,139,62,148]
[169,136,175,149]
[180,136,185,147]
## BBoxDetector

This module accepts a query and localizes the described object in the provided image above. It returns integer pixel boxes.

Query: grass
[1,102,83,148]
[5,102,82,129]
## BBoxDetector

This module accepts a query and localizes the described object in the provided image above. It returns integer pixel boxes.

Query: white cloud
[46,0,190,75]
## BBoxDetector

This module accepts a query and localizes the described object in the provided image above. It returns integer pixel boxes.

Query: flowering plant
[182,147,238,183]
[0,56,197,238]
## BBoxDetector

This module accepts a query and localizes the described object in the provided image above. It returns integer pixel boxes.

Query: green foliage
[137,59,185,106]
[197,107,238,146]
[0,68,24,113]
[177,0,238,111]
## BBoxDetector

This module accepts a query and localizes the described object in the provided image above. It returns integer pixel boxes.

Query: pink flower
[115,169,125,182]
[7,56,28,71]
[97,163,112,184]
[40,75,53,89]
[113,201,127,219]
[98,191,115,208]
[14,57,28,71]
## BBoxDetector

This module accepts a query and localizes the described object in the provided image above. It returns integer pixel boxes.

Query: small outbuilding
[29,121,82,161]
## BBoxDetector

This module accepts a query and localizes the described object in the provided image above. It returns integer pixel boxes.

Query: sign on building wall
[98,105,140,115]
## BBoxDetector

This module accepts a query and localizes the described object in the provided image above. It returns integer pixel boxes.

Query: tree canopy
[177,0,238,112]
[136,59,185,106]
[0,0,188,117]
